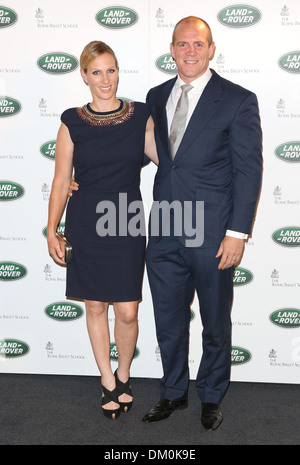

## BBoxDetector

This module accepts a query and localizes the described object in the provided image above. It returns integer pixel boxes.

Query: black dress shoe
[142,398,188,423]
[201,403,223,431]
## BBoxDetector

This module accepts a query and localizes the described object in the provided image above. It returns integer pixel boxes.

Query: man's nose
[186,45,196,55]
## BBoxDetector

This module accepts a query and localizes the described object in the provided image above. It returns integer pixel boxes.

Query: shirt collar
[176,68,212,91]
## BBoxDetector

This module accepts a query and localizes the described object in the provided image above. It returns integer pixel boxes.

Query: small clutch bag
[56,232,73,264]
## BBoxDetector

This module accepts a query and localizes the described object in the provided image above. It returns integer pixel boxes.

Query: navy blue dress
[61,100,149,302]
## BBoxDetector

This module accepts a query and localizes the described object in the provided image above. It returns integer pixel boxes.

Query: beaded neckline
[77,100,134,126]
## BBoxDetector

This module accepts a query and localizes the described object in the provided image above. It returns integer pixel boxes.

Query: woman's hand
[47,235,66,266]
[144,116,159,165]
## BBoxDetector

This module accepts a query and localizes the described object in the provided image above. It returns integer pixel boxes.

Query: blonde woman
[47,41,158,419]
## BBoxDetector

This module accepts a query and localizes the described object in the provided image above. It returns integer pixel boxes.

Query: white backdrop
[1,0,300,384]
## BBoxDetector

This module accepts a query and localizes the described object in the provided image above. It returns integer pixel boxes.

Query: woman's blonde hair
[80,41,119,71]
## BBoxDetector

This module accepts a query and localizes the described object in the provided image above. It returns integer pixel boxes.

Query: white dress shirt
[166,69,247,240]
[166,68,213,133]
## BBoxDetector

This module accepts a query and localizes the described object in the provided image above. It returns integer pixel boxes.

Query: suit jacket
[146,69,263,248]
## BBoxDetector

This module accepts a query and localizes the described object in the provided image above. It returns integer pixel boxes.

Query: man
[142,16,262,430]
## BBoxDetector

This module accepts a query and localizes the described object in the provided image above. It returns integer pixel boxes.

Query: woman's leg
[84,299,119,411]
[113,301,139,404]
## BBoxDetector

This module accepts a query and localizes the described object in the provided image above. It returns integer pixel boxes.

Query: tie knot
[181,84,193,94]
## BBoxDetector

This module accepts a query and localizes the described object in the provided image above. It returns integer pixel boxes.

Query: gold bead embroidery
[77,100,134,126]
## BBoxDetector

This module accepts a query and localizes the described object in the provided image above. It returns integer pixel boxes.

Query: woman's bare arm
[47,123,74,264]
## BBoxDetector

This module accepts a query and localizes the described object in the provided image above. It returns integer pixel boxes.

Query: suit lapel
[154,78,176,158]
[174,71,227,161]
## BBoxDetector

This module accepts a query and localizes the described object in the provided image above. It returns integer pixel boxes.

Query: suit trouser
[146,233,234,404]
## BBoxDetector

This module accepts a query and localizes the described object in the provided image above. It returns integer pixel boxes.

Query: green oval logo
[231,346,252,365]
[279,51,300,74]
[0,262,27,281]
[133,346,140,359]
[0,96,21,117]
[233,267,253,286]
[40,140,56,160]
[37,52,78,74]
[275,141,300,162]
[45,302,84,321]
[96,6,138,29]
[43,222,65,238]
[110,343,139,360]
[110,343,119,360]
[272,227,300,247]
[270,309,300,328]
[0,339,29,358]
[0,181,24,201]
[155,53,178,74]
[218,5,261,27]
[0,6,17,28]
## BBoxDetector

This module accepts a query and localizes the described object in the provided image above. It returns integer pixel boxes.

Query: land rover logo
[275,142,300,162]
[45,302,84,321]
[37,53,78,74]
[270,309,300,328]
[231,346,251,365]
[40,140,56,160]
[0,97,21,117]
[217,5,261,27]
[155,54,178,74]
[279,52,300,74]
[0,262,27,281]
[0,181,24,201]
[110,343,139,360]
[0,6,17,28]
[96,7,138,29]
[43,223,65,238]
[0,339,29,358]
[233,267,253,286]
[272,227,300,247]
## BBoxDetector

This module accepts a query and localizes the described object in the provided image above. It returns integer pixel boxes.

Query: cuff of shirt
[226,229,248,240]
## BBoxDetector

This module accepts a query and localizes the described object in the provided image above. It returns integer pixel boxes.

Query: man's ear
[170,42,175,60]
[209,42,216,60]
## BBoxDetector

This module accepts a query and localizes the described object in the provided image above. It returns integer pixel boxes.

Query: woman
[47,41,158,420]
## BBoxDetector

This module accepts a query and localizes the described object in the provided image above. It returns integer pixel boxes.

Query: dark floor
[0,373,299,446]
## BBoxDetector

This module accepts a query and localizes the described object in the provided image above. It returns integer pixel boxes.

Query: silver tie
[169,84,193,159]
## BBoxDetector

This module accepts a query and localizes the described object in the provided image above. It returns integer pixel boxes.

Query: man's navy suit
[146,70,262,404]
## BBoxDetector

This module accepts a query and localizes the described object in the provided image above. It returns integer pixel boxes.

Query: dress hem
[66,294,143,303]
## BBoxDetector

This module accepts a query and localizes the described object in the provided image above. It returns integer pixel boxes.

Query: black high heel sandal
[101,385,121,420]
[114,370,133,413]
